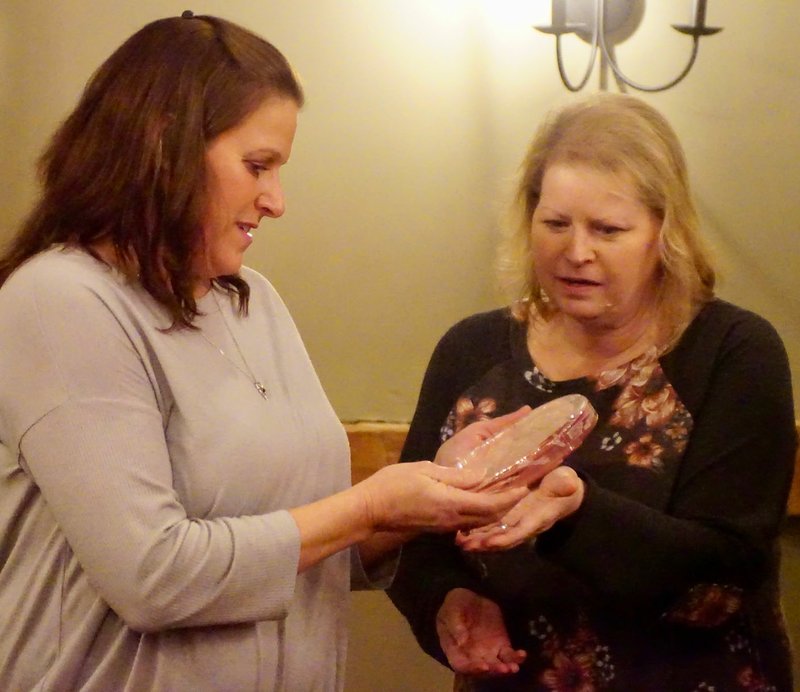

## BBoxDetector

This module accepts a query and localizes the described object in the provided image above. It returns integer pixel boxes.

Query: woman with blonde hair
[389,93,796,690]
[500,93,715,349]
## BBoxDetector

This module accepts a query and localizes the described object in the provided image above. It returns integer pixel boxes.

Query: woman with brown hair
[388,94,796,690]
[0,13,527,690]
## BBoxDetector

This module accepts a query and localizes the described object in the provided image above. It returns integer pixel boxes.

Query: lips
[558,276,601,287]
[236,222,256,238]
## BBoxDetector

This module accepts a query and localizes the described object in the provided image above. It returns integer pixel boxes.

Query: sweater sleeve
[1,266,301,633]
[536,305,797,615]
[387,310,513,664]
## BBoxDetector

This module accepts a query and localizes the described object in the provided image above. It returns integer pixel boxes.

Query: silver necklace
[201,291,269,400]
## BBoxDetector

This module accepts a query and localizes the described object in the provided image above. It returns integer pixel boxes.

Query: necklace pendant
[254,381,269,399]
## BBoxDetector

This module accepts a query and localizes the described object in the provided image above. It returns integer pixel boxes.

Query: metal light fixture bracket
[534,0,723,92]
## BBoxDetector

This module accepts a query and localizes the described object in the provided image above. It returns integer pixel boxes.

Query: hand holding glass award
[441,394,598,492]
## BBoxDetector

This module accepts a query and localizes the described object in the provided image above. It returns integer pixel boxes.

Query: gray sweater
[0,246,355,691]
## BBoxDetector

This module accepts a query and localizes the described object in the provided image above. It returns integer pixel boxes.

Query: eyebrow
[536,205,633,225]
[246,148,285,164]
[535,205,566,216]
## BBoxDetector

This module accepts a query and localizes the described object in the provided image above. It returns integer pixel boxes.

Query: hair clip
[181,10,194,19]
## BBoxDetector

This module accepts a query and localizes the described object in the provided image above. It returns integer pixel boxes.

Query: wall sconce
[535,0,722,92]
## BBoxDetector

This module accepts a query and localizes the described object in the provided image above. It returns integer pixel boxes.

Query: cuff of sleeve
[350,545,400,591]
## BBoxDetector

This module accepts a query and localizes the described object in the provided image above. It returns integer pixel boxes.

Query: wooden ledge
[788,422,800,516]
[345,422,800,516]
[344,422,410,485]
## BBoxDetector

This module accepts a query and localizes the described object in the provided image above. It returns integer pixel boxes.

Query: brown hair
[0,14,304,327]
[498,93,716,350]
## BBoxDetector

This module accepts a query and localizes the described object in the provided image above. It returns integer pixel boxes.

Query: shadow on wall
[346,591,453,692]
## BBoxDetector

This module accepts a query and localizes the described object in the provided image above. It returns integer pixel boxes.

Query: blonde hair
[497,93,715,350]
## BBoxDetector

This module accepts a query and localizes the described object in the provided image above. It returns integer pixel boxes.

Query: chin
[210,258,245,278]
[554,299,604,320]
[568,311,606,324]
[559,304,618,328]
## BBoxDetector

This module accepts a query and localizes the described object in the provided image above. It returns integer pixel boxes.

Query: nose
[564,227,595,265]
[257,174,286,219]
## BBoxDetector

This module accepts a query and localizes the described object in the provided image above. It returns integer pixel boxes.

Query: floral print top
[388,301,796,692]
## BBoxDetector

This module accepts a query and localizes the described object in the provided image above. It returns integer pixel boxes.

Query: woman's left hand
[433,406,532,471]
[436,588,527,676]
[455,466,585,552]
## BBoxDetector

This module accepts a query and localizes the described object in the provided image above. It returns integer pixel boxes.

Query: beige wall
[1,0,798,421]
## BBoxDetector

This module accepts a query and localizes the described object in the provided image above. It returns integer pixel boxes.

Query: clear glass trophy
[445,394,598,491]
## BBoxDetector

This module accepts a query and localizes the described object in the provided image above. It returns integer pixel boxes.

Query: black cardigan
[388,299,796,691]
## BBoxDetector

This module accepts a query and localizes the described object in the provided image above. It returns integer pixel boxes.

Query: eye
[595,223,625,236]
[245,160,269,177]
[542,218,570,231]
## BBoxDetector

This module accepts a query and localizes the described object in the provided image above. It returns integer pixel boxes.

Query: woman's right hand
[436,588,526,676]
[355,460,527,534]
[293,413,530,573]
[455,466,584,552]
[355,409,532,535]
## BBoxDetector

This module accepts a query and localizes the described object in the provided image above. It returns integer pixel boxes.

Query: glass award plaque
[447,394,598,491]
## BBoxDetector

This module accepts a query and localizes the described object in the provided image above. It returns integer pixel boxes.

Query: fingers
[447,485,529,529]
[456,522,529,551]
[455,470,584,551]
[422,462,487,489]
[539,466,582,497]
[443,635,527,675]
[366,462,529,533]
[465,405,531,441]
[388,460,485,490]
[498,646,527,667]
[446,648,523,676]
[437,589,527,676]
[435,406,532,469]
